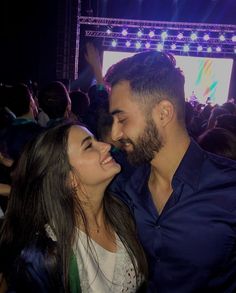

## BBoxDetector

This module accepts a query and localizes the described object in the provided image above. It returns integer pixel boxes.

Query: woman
[0,122,147,293]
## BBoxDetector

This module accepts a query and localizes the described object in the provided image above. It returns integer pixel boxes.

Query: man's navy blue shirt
[110,140,236,292]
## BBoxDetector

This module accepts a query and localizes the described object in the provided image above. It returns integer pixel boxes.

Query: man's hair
[105,50,185,121]
[69,90,90,119]
[198,127,236,161]
[38,81,70,119]
[6,83,32,117]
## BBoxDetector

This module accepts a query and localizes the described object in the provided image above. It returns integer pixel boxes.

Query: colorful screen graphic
[102,51,233,105]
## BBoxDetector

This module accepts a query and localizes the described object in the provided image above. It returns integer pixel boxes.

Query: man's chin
[121,144,133,152]
[127,153,149,166]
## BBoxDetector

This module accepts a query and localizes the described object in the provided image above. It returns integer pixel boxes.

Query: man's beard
[126,119,163,165]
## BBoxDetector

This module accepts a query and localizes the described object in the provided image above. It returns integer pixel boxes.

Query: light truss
[80,16,236,57]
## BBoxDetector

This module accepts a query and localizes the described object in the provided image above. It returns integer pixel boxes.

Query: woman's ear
[69,171,78,190]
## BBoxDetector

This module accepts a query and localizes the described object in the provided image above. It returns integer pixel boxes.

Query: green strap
[69,252,82,293]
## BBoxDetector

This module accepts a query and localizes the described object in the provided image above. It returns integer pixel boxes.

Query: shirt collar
[130,139,204,192]
[173,139,205,190]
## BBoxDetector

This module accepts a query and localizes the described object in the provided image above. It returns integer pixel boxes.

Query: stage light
[121,29,128,36]
[219,34,225,41]
[106,28,112,35]
[203,34,210,41]
[177,33,184,40]
[156,43,164,51]
[80,16,236,57]
[148,30,155,38]
[161,31,168,40]
[111,39,117,47]
[207,47,212,53]
[197,45,203,52]
[183,44,190,52]
[125,40,131,47]
[234,47,236,54]
[137,29,143,37]
[135,41,142,49]
[190,32,198,41]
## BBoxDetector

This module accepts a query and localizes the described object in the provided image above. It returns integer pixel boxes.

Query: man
[37,81,72,128]
[105,51,236,292]
[2,83,42,161]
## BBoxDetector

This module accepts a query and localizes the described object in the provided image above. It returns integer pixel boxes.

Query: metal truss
[80,16,236,56]
[80,16,236,32]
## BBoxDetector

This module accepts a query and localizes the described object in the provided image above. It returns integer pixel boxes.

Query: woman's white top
[73,229,142,293]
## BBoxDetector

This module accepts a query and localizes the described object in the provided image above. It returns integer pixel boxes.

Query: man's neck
[148,132,190,214]
[150,132,190,186]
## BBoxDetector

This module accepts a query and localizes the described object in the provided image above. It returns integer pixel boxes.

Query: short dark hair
[198,127,236,160]
[215,114,236,135]
[105,50,185,121]
[6,83,31,117]
[38,81,70,119]
[69,90,89,119]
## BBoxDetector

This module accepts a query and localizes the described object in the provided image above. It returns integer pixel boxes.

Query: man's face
[109,81,163,165]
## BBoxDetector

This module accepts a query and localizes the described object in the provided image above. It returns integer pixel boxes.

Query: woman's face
[67,125,121,188]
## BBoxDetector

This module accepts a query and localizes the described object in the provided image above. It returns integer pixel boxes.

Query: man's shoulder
[184,140,236,185]
[204,151,236,173]
[198,151,236,192]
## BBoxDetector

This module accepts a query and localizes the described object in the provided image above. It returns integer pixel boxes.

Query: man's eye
[85,143,92,150]
[118,118,126,124]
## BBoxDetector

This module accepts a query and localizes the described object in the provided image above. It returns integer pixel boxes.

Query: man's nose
[111,120,123,141]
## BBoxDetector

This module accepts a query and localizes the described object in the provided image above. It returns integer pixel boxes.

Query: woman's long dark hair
[0,121,147,291]
[0,122,77,291]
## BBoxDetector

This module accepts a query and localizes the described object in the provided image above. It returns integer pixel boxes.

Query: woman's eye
[85,143,92,150]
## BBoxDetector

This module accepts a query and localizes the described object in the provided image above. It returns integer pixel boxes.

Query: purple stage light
[106,28,112,35]
[135,41,142,49]
[219,34,225,41]
[161,31,168,40]
[137,30,143,37]
[177,32,184,40]
[156,43,164,51]
[207,47,212,53]
[125,40,131,47]
[122,29,128,36]
[183,44,190,52]
[171,43,177,50]
[216,46,222,52]
[148,31,155,38]
[232,35,236,42]
[145,42,151,49]
[203,34,210,41]
[190,32,198,41]
[197,45,203,52]
[111,39,117,47]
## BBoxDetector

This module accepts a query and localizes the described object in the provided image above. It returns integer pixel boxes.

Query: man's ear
[153,100,174,126]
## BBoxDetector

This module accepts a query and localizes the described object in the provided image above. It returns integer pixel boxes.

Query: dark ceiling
[81,0,236,25]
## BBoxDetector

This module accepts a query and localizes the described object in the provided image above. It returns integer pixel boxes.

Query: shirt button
[155,224,161,229]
